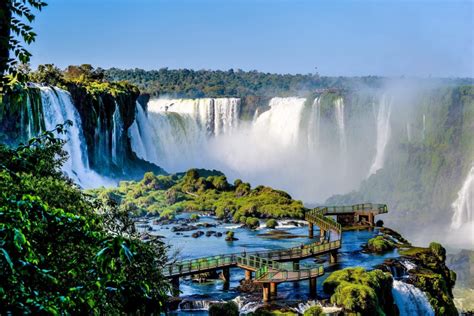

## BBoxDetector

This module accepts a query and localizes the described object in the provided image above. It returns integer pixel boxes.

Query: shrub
[266,219,278,229]
[209,301,239,316]
[245,217,260,229]
[303,305,323,316]
[190,213,200,221]
[367,236,395,253]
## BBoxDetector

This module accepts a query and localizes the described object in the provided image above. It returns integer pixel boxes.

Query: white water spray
[368,95,392,176]
[392,280,434,316]
[450,165,474,248]
[111,103,124,165]
[334,97,347,156]
[39,86,111,188]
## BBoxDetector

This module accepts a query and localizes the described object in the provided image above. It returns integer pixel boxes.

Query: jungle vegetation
[88,169,307,223]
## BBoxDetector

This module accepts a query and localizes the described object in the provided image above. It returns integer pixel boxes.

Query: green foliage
[27,64,140,97]
[209,301,239,316]
[245,217,260,229]
[323,267,393,315]
[367,236,395,253]
[402,243,458,315]
[266,219,278,229]
[89,169,306,221]
[303,305,323,316]
[0,127,170,314]
[189,213,200,221]
[1,0,47,92]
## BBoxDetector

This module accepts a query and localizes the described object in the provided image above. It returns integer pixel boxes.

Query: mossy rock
[266,219,278,229]
[367,236,395,253]
[303,305,323,316]
[323,267,393,315]
[209,301,239,316]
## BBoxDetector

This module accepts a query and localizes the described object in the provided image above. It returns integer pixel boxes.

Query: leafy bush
[246,217,260,229]
[303,305,323,316]
[0,128,170,314]
[209,301,239,316]
[323,267,393,315]
[266,219,278,229]
[367,236,395,253]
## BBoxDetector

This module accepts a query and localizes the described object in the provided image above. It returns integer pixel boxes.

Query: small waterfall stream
[451,164,474,234]
[334,97,347,156]
[368,94,392,176]
[392,280,435,316]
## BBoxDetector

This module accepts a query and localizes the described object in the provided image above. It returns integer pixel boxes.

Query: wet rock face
[66,83,139,174]
[237,279,263,293]
[446,249,473,289]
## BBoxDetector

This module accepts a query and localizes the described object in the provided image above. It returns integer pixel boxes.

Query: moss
[401,243,458,315]
[367,236,395,253]
[266,219,278,229]
[303,305,323,316]
[209,301,239,316]
[245,217,260,229]
[323,267,393,315]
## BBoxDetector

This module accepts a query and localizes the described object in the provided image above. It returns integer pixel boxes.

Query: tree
[0,0,47,92]
[0,126,170,314]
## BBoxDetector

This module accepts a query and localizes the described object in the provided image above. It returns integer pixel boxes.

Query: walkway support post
[222,267,230,290]
[309,277,317,298]
[329,251,338,264]
[293,260,300,270]
[368,212,375,226]
[270,282,278,298]
[308,223,314,238]
[263,283,270,302]
[245,269,252,281]
[320,228,326,241]
[171,276,180,296]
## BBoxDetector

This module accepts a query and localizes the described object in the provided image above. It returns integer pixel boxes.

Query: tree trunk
[0,1,12,77]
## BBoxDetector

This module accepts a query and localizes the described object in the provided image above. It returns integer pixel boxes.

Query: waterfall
[111,103,124,165]
[147,98,240,136]
[307,97,321,151]
[39,86,111,188]
[368,95,392,176]
[406,123,412,142]
[334,97,346,156]
[129,100,210,172]
[451,165,474,229]
[129,95,368,202]
[253,97,306,147]
[392,280,434,316]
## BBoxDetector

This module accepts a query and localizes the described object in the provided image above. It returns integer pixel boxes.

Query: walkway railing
[164,203,387,279]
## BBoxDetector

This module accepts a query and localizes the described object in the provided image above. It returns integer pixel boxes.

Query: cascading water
[253,97,306,147]
[392,280,434,316]
[148,98,240,136]
[129,101,208,171]
[450,165,474,247]
[368,95,392,176]
[39,86,111,188]
[111,103,124,166]
[129,96,373,202]
[334,97,347,156]
[307,97,321,151]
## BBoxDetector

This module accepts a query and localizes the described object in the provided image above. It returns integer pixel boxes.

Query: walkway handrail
[164,203,388,279]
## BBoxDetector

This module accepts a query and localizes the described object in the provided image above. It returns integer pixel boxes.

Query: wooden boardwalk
[164,203,387,301]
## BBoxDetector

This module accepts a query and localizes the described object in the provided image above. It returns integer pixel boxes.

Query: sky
[29,0,474,77]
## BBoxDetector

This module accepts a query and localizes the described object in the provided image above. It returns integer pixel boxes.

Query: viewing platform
[164,203,387,301]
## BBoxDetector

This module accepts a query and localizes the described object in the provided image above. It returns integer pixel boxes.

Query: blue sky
[29,0,474,77]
